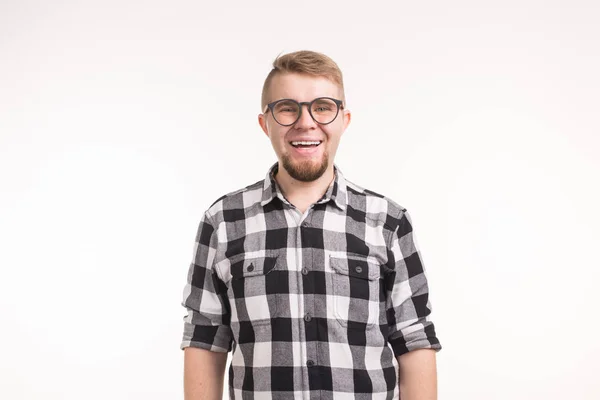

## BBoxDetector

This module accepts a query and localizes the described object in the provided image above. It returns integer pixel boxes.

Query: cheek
[272,131,288,148]
[323,126,342,143]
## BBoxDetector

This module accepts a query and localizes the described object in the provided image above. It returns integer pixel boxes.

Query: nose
[294,103,317,129]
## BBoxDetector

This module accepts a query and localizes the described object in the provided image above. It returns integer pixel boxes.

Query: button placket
[299,211,318,374]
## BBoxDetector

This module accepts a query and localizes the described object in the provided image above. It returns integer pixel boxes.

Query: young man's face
[258,72,351,182]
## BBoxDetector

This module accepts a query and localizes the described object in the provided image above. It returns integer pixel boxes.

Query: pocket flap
[231,256,278,279]
[329,255,380,280]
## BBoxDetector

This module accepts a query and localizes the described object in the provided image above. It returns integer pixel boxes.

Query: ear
[258,114,269,137]
[342,109,351,132]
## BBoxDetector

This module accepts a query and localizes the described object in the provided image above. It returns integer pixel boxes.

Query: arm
[385,209,442,398]
[184,347,228,400]
[181,212,233,399]
[397,349,437,400]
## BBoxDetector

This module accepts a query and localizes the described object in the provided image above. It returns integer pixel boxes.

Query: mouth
[288,140,323,156]
[289,140,323,148]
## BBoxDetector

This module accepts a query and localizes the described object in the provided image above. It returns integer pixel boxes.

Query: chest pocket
[228,256,279,326]
[329,254,382,330]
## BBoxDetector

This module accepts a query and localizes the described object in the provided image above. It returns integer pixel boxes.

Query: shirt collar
[260,162,348,211]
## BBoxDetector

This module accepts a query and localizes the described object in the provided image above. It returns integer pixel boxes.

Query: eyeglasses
[263,97,344,126]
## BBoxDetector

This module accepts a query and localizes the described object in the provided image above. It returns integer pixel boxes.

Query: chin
[281,154,329,182]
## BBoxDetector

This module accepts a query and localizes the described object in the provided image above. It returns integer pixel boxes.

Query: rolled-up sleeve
[180,212,233,352]
[385,209,442,357]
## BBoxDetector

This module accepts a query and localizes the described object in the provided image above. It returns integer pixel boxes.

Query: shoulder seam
[385,207,407,249]
[203,211,225,281]
[207,178,264,212]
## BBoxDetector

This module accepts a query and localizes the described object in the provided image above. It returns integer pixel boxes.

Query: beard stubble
[281,150,329,182]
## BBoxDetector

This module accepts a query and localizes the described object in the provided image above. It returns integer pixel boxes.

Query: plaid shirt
[181,162,442,400]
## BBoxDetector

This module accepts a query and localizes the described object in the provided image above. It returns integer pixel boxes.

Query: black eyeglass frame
[263,97,345,126]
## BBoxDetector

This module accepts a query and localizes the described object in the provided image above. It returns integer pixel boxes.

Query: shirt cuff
[388,322,442,357]
[180,321,233,352]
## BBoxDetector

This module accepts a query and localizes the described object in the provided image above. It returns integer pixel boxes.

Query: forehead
[269,72,341,102]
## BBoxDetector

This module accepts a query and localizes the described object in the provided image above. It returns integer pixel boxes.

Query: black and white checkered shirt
[181,162,442,399]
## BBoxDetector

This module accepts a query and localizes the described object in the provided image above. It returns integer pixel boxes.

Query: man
[181,50,442,400]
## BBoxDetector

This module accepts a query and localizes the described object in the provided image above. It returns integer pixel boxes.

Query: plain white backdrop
[1,1,599,399]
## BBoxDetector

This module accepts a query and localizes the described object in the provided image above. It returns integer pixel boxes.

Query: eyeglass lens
[272,98,339,125]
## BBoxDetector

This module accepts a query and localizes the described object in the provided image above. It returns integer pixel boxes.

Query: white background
[1,1,599,399]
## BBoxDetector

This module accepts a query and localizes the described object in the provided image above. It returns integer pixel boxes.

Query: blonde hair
[261,50,345,112]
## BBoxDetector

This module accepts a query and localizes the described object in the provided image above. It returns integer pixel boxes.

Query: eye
[274,101,299,114]
[312,98,336,113]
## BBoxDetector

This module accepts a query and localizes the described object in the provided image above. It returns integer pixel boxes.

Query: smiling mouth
[290,140,323,148]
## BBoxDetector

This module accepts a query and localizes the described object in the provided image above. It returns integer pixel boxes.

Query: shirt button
[304,313,312,322]
[306,360,315,367]
[301,267,309,275]
[355,266,362,273]
[247,264,254,272]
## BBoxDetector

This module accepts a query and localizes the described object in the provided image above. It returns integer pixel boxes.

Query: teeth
[291,141,321,145]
